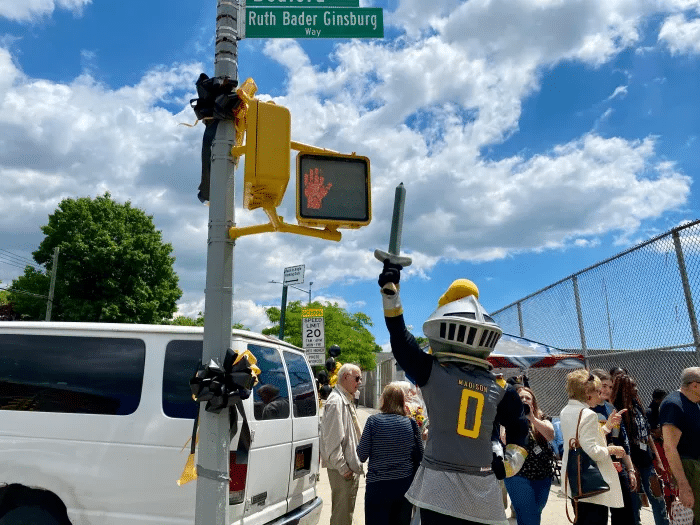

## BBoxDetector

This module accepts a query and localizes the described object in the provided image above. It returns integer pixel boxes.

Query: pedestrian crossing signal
[296,152,371,229]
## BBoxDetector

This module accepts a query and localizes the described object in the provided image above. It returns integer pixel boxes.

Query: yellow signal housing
[243,100,291,210]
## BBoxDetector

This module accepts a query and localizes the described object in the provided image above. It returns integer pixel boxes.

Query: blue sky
[1,0,699,352]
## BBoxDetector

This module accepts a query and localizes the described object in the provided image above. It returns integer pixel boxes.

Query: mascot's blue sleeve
[385,315,432,387]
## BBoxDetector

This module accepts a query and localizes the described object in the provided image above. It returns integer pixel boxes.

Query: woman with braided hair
[611,374,670,525]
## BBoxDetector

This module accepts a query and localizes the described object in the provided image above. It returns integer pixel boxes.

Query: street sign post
[283,264,305,285]
[302,307,325,365]
[246,7,383,38]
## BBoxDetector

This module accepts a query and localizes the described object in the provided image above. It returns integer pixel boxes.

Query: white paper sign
[283,265,305,285]
[305,350,325,366]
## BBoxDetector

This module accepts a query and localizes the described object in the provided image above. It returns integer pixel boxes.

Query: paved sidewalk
[318,406,657,525]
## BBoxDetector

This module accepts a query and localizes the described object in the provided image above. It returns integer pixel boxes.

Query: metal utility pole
[279,284,288,340]
[270,279,313,329]
[45,246,59,321]
[195,1,240,524]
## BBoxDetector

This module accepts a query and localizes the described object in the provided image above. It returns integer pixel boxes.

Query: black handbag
[565,409,611,522]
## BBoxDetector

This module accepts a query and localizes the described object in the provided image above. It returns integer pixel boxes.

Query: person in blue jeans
[612,374,670,525]
[503,386,555,525]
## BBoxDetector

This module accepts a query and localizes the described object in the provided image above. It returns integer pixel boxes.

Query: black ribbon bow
[191,73,243,203]
[189,348,255,414]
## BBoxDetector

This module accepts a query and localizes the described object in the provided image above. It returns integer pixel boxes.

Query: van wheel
[0,506,61,525]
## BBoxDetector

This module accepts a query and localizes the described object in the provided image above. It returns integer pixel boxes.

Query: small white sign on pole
[283,264,305,285]
[305,350,325,366]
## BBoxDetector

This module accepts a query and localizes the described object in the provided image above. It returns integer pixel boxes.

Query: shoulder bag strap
[565,409,586,524]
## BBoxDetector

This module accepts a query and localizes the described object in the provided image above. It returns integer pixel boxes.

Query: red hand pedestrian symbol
[304,168,332,210]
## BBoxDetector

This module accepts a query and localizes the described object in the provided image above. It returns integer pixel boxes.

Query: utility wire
[0,249,44,272]
[0,248,42,267]
[0,256,26,269]
[0,286,48,299]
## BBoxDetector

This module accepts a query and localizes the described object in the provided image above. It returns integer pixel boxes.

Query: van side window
[248,344,290,420]
[283,351,317,418]
[162,339,201,419]
[0,334,145,415]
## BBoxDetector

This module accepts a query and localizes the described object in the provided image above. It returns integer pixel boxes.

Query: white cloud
[659,13,700,54]
[0,0,90,21]
[1,0,698,323]
[607,85,628,100]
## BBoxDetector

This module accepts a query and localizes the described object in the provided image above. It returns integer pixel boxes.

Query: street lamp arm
[270,280,313,304]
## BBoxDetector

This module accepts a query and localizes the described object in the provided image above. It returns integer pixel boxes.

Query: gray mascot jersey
[385,315,528,524]
[421,360,505,471]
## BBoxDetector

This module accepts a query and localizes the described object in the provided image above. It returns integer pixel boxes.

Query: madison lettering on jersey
[458,379,488,393]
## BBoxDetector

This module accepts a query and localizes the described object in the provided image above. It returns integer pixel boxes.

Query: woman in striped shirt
[357,382,424,525]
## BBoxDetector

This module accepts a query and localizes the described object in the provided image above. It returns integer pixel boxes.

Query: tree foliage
[415,335,428,349]
[165,312,249,331]
[9,193,181,323]
[263,300,381,370]
[168,314,205,326]
[7,267,51,319]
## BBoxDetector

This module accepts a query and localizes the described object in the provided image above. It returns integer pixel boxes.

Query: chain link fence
[491,220,700,417]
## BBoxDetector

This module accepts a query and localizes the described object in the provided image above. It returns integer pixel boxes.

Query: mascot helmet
[422,279,502,360]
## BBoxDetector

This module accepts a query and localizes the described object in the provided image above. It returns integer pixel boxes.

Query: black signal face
[297,153,371,227]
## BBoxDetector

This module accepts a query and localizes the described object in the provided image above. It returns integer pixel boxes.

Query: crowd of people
[319,363,699,525]
[316,264,700,525]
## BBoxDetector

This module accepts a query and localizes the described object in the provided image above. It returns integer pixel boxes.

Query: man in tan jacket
[320,363,364,525]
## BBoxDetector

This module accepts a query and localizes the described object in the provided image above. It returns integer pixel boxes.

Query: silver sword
[374,183,412,295]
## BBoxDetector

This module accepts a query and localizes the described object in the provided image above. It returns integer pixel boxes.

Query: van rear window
[0,334,145,415]
[283,351,317,417]
[249,344,290,421]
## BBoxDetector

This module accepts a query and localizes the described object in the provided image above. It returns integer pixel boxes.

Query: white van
[0,322,322,525]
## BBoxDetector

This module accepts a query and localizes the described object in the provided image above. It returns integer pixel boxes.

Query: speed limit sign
[302,308,325,365]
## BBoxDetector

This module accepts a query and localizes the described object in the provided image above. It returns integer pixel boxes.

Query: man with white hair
[319,362,365,525]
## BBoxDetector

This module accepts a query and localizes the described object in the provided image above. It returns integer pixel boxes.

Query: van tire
[0,506,61,525]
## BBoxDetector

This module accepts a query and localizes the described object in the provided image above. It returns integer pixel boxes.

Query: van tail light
[229,451,247,505]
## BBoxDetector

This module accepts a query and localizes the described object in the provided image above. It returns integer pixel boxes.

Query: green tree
[9,193,182,323]
[0,281,11,305]
[263,300,380,370]
[7,267,50,319]
[168,314,205,326]
[415,335,429,349]
[165,312,249,331]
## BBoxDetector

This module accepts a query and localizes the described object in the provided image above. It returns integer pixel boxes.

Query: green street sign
[246,7,383,38]
[248,0,359,6]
